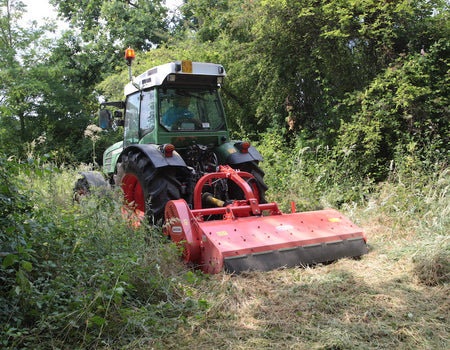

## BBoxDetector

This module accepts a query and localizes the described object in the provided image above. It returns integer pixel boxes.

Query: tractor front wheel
[73,171,110,202]
[116,150,181,225]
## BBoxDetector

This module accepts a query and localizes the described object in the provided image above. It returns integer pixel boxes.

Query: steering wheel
[172,117,202,130]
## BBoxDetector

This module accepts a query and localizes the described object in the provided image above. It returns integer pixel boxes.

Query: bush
[0,155,206,349]
[257,128,374,212]
[336,39,449,180]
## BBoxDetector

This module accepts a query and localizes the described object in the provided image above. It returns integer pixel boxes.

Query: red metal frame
[193,165,261,212]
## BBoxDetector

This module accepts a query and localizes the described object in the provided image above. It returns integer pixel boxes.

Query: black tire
[73,171,110,202]
[73,177,89,203]
[228,161,268,204]
[116,150,181,225]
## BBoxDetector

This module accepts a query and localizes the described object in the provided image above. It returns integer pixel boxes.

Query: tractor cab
[101,60,229,154]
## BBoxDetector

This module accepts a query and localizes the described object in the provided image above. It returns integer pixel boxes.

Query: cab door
[124,92,141,147]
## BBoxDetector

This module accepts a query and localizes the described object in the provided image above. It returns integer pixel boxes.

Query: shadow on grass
[155,255,449,350]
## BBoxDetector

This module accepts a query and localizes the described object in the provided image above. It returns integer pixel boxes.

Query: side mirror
[114,110,124,127]
[99,109,112,129]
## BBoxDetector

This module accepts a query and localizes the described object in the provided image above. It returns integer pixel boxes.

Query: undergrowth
[1,137,448,349]
[0,155,208,349]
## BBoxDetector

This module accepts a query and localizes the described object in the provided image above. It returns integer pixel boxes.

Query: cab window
[140,89,155,134]
[159,88,226,131]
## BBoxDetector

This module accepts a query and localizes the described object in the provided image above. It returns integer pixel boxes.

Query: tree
[0,0,56,155]
[236,0,448,140]
[0,1,106,161]
[175,0,448,142]
[336,39,449,179]
[50,0,170,50]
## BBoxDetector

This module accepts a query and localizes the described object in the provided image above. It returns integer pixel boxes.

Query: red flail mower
[163,166,367,274]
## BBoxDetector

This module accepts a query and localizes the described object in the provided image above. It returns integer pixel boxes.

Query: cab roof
[124,61,226,96]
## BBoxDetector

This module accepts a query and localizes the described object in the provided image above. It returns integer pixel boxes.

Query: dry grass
[153,256,448,349]
[133,172,449,350]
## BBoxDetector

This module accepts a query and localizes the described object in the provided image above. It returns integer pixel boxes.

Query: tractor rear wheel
[227,161,268,204]
[116,150,181,225]
[238,161,267,203]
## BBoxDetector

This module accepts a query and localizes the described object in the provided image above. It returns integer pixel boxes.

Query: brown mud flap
[223,237,367,273]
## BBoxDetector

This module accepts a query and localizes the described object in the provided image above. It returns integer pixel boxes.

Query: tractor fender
[216,141,263,166]
[120,144,187,168]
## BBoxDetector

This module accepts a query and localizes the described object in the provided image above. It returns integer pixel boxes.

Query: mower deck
[164,166,367,274]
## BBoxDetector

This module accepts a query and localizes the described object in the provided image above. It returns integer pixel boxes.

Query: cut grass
[148,253,448,349]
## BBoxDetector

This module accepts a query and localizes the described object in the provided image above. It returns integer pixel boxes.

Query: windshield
[159,88,226,131]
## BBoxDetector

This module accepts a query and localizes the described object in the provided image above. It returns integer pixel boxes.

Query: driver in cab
[162,94,195,129]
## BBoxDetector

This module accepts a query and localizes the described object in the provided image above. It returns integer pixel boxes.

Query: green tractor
[75,54,267,225]
[76,51,368,274]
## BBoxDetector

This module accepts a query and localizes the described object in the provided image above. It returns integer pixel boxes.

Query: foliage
[179,0,246,42]
[0,155,208,349]
[254,128,375,214]
[336,39,449,179]
[183,0,449,141]
[50,0,169,50]
[0,0,55,156]
[0,2,101,162]
[0,0,53,64]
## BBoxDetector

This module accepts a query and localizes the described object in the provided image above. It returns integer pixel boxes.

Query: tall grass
[358,167,449,286]
[1,135,448,349]
[0,155,208,349]
[256,130,375,212]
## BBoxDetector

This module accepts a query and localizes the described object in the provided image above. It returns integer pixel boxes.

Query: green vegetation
[0,154,208,348]
[1,146,448,349]
[1,0,448,348]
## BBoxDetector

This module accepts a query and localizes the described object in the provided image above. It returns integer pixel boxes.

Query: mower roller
[163,166,367,274]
